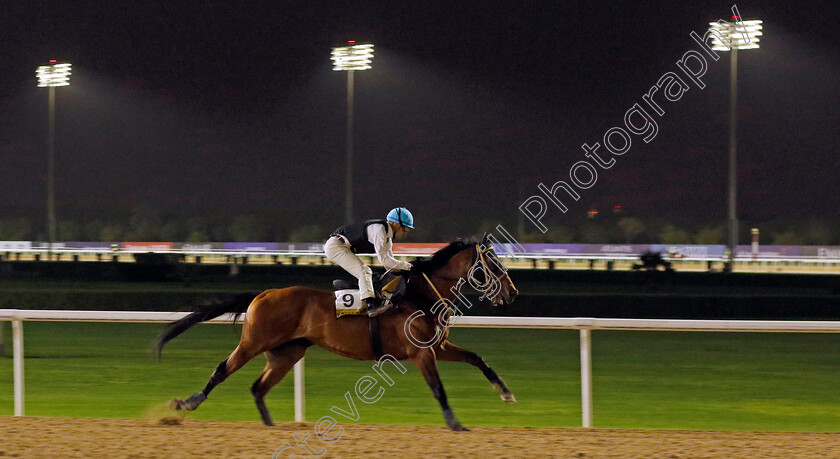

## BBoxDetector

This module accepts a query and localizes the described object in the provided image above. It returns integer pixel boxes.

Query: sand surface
[2,416,840,458]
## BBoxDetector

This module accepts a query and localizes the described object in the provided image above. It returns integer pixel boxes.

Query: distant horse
[155,237,519,431]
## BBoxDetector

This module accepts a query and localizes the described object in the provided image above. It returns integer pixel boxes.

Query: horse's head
[410,236,518,307]
[468,233,519,306]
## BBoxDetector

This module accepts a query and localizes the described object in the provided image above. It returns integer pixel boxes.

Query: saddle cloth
[334,289,364,317]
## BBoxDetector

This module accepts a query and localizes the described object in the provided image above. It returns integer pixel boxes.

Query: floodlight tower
[708,17,762,271]
[331,42,374,223]
[36,60,72,257]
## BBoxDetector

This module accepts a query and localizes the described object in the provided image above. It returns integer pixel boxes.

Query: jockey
[324,207,414,316]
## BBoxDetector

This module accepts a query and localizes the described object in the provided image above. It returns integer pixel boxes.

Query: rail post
[0,321,5,357]
[580,328,593,427]
[294,358,305,422]
[12,319,24,416]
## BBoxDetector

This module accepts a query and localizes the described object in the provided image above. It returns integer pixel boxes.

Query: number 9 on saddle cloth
[333,271,406,317]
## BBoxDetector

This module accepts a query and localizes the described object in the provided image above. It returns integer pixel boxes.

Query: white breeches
[324,236,374,299]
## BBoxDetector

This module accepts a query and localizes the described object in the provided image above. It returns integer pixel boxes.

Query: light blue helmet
[387,207,414,229]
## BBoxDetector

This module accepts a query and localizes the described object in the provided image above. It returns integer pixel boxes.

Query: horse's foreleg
[250,340,310,426]
[435,341,516,403]
[171,344,259,411]
[409,348,468,431]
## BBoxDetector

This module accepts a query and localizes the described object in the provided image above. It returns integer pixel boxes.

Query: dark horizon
[1,2,838,240]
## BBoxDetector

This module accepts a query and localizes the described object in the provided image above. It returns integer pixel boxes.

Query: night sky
[1,1,838,235]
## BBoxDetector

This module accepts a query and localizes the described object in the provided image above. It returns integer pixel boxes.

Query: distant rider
[325,207,414,316]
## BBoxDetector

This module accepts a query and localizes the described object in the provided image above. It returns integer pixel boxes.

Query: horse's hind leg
[171,343,260,411]
[435,341,516,403]
[250,340,310,426]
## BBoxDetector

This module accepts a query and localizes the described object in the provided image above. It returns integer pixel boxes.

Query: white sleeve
[367,224,412,271]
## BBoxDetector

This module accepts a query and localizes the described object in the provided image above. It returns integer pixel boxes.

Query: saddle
[332,272,407,318]
[331,271,393,291]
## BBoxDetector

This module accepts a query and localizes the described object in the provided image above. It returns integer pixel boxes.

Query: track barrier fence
[2,309,840,427]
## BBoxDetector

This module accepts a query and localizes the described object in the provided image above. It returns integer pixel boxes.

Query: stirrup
[366,300,391,317]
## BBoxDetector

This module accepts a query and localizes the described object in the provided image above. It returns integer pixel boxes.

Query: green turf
[1,322,839,431]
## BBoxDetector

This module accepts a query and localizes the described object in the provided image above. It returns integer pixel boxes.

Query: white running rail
[2,309,840,427]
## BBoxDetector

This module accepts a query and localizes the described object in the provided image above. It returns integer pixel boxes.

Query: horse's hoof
[169,399,184,410]
[501,392,517,403]
[443,408,468,431]
[446,418,468,431]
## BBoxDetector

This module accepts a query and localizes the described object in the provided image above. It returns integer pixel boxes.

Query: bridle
[467,243,515,303]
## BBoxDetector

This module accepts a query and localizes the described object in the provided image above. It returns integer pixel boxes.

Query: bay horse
[155,238,519,431]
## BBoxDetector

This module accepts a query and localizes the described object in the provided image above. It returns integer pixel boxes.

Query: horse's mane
[411,239,477,274]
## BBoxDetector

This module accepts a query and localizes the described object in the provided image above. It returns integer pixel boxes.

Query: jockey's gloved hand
[409,258,425,274]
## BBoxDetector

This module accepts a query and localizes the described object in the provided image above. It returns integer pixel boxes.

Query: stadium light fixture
[36,61,72,87]
[707,18,762,271]
[36,60,72,257]
[708,19,763,51]
[331,43,374,222]
[331,43,374,71]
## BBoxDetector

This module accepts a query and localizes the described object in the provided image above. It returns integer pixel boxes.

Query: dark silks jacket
[331,219,389,254]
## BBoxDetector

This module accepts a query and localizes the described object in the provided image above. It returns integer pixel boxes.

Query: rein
[417,244,480,304]
[421,272,446,303]
[420,244,502,303]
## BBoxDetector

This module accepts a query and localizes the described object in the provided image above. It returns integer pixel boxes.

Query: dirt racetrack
[2,416,840,458]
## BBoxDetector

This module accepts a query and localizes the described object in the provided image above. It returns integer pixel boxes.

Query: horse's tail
[154,291,259,357]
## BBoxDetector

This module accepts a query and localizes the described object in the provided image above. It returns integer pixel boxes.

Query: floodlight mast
[707,19,762,271]
[36,61,72,258]
[331,43,374,223]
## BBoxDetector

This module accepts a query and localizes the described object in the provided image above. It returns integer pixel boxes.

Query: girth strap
[369,316,383,360]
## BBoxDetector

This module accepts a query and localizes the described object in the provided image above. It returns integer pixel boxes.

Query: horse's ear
[481,232,489,245]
